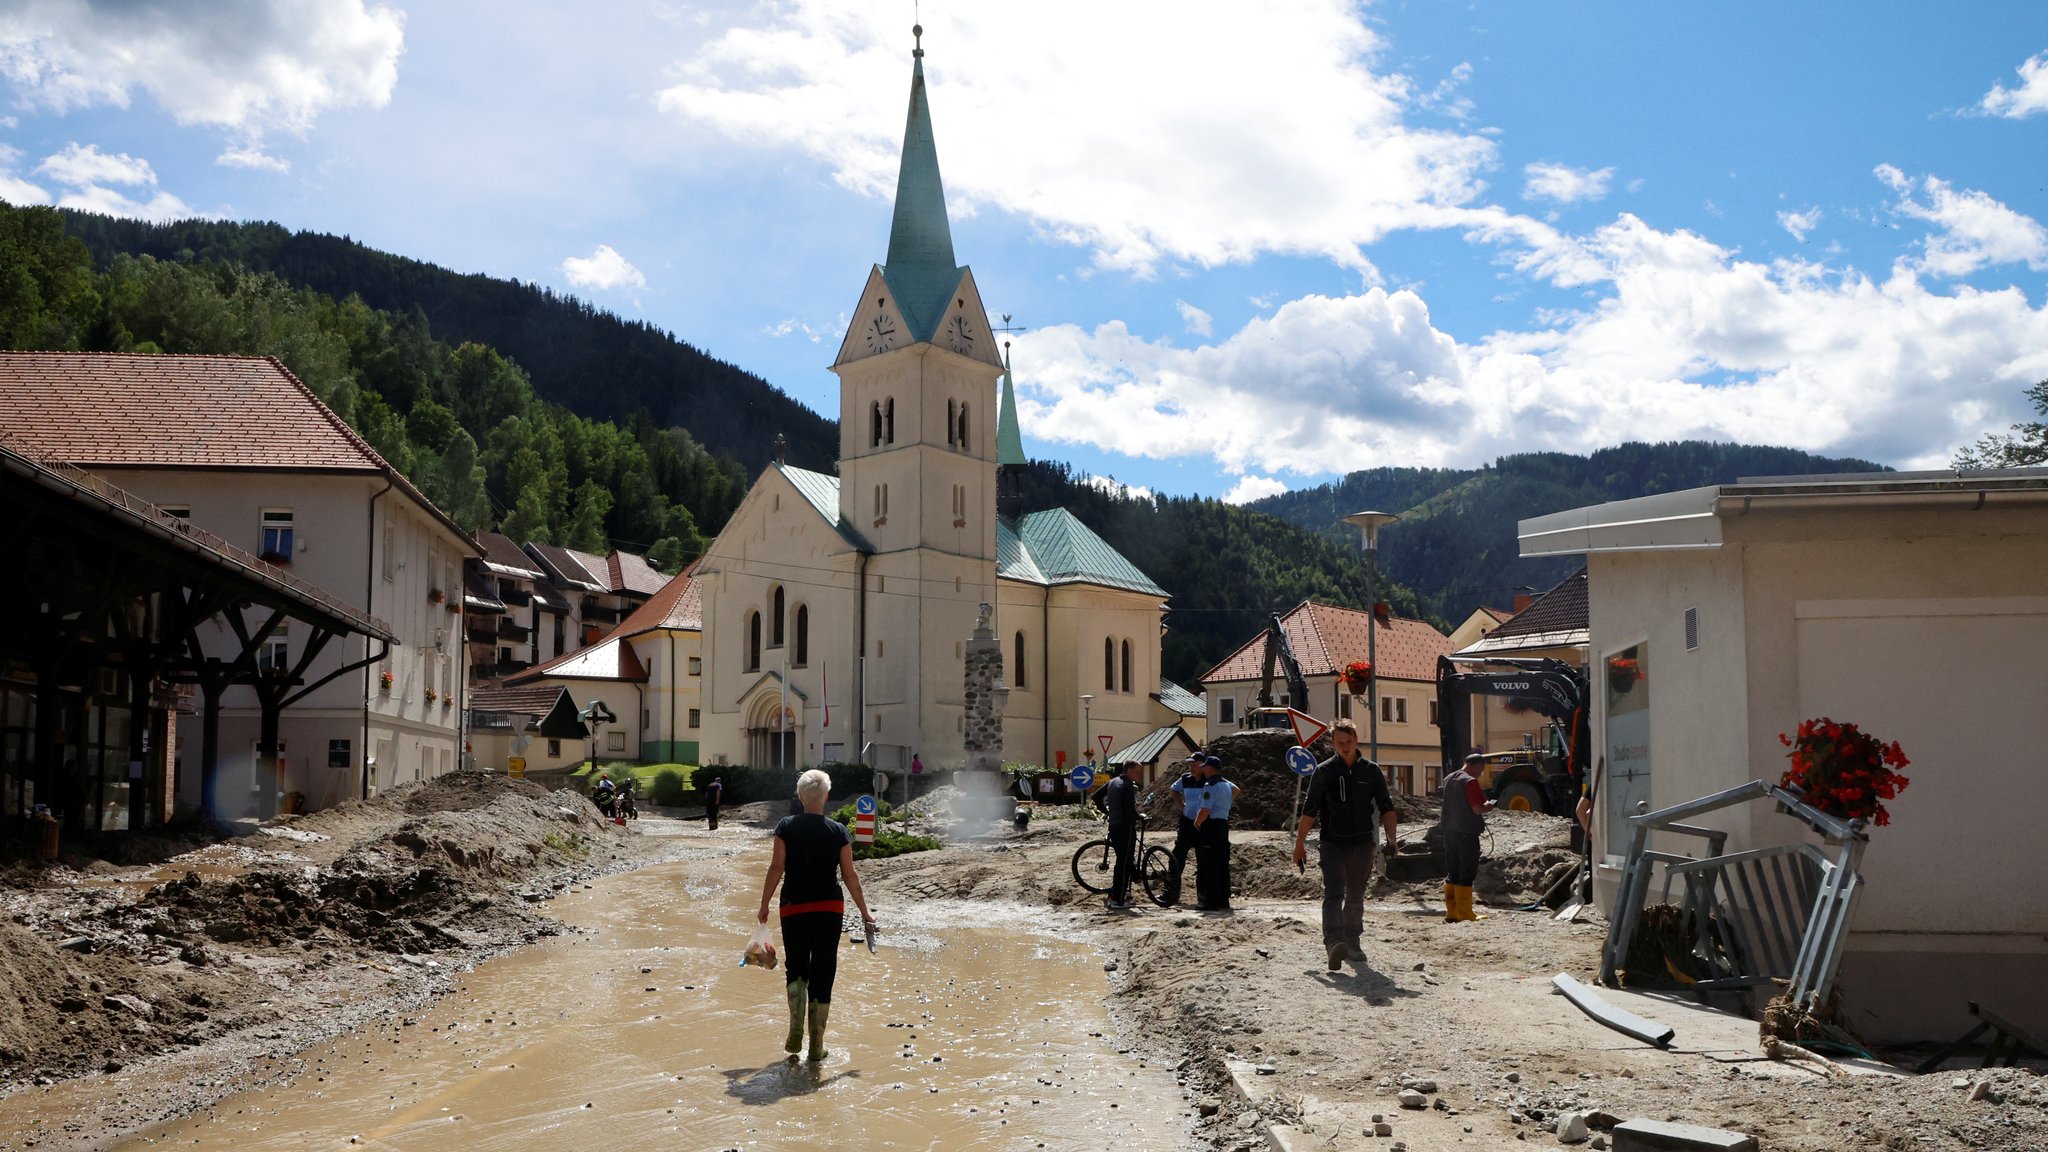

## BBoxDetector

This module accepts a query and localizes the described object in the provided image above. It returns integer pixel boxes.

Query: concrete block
[1612,1119,1758,1152]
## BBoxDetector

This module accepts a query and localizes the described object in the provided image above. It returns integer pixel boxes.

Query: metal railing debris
[1600,778,1867,1014]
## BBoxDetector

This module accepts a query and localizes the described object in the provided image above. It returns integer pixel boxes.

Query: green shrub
[852,829,941,860]
[650,768,689,807]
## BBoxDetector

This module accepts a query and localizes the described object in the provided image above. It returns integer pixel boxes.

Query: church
[693,30,1177,776]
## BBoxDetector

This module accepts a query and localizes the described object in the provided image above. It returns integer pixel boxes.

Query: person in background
[1163,750,1209,905]
[1102,760,1143,910]
[910,752,923,777]
[705,775,724,831]
[1293,719,1397,970]
[1440,753,1496,922]
[758,769,876,1062]
[591,771,616,817]
[1194,754,1238,912]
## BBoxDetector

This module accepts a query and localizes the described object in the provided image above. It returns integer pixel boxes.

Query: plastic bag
[740,922,778,970]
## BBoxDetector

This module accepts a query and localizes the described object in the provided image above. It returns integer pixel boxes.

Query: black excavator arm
[1435,655,1592,798]
[1255,613,1312,719]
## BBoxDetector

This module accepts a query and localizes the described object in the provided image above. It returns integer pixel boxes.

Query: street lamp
[1078,692,1095,803]
[1342,511,1400,766]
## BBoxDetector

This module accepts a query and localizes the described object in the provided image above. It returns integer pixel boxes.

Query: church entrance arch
[744,691,799,770]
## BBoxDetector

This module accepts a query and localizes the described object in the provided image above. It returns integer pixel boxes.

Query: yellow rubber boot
[1442,883,1457,922]
[1460,885,1488,921]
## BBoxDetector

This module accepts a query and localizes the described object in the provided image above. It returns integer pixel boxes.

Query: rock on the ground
[1557,1110,1591,1144]
[1398,1088,1427,1109]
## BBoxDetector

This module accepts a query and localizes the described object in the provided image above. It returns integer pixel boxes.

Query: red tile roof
[1200,601,1455,686]
[613,563,702,637]
[0,352,474,548]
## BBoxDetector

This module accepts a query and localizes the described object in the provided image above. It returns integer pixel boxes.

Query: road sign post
[1286,744,1319,831]
[1067,763,1094,803]
[853,793,878,844]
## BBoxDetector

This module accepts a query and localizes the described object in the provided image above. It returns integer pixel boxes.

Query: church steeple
[881,23,964,343]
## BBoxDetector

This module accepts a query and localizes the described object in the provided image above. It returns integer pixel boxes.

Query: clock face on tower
[945,313,975,354]
[866,315,897,354]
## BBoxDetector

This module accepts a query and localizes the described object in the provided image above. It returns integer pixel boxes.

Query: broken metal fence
[1600,779,1867,1012]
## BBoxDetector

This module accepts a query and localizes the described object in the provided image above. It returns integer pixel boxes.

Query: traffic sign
[1287,708,1329,749]
[1068,764,1095,790]
[855,794,878,815]
[1286,746,1318,777]
[1099,734,1114,757]
[507,756,526,778]
[872,772,890,796]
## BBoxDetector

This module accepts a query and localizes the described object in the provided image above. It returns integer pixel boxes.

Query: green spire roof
[881,31,965,342]
[996,365,1026,466]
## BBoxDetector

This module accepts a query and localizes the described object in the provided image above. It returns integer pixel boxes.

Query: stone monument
[961,603,1008,822]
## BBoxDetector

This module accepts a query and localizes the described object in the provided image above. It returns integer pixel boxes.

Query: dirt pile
[1142,728,1442,832]
[0,773,642,1089]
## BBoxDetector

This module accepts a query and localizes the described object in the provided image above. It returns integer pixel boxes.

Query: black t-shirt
[775,813,852,907]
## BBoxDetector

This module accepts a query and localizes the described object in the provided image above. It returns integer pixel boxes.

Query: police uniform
[1166,757,1209,903]
[1194,759,1238,911]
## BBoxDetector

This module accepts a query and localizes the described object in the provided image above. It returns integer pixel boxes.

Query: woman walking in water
[757,769,877,1061]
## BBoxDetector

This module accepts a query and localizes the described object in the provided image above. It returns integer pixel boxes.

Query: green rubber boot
[784,979,808,1055]
[806,1001,831,1062]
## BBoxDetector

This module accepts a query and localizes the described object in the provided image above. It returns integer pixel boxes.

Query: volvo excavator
[1248,612,1312,730]
[1435,655,1590,815]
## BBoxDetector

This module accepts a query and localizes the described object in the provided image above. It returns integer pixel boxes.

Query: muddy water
[106,839,1187,1151]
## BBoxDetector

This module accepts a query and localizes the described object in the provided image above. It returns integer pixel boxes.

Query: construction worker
[1293,719,1397,970]
[1441,753,1496,921]
[1194,754,1237,912]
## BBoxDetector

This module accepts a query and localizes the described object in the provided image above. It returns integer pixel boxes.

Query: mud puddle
[85,840,1185,1151]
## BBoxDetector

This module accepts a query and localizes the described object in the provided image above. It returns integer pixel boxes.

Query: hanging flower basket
[1341,661,1374,695]
[427,587,445,604]
[378,670,393,695]
[1607,656,1643,694]
[424,687,439,705]
[1778,717,1911,826]
[445,601,462,615]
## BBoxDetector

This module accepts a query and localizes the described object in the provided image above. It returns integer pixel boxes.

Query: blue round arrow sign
[855,794,878,815]
[1286,746,1318,777]
[1068,764,1095,789]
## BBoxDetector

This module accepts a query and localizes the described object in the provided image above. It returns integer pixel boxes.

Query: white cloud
[1222,475,1288,504]
[0,0,403,157]
[1880,165,2048,276]
[1777,206,1821,242]
[1013,204,2048,477]
[1980,50,2048,119]
[217,146,291,173]
[1522,162,1615,205]
[562,245,648,291]
[0,143,48,204]
[31,142,189,221]
[659,1,1495,275]
[36,142,155,186]
[1175,299,1213,337]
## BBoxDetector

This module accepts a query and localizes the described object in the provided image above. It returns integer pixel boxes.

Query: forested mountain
[55,211,837,474]
[1249,443,1888,621]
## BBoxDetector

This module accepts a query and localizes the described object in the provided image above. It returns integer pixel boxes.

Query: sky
[2,1,2046,504]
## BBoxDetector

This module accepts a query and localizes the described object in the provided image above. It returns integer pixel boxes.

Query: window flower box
[259,550,292,566]
[378,670,393,695]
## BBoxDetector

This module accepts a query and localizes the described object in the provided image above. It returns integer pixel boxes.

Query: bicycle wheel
[1071,839,1115,894]
[1140,845,1179,907]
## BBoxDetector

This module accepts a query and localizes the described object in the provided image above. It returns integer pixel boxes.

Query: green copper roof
[996,367,1026,466]
[881,46,965,342]
[998,508,1168,597]
[1108,724,1197,766]
[775,464,871,550]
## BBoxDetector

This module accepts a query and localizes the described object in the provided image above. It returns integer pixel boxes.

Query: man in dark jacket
[1293,719,1397,970]
[1102,761,1143,909]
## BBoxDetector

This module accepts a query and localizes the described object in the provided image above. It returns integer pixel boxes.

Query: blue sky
[3,2,2045,502]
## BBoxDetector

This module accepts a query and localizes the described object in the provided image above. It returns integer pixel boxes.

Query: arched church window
[746,610,761,672]
[771,585,785,647]
[1104,637,1115,691]
[870,401,882,448]
[958,402,970,451]
[793,604,809,667]
[1014,630,1027,688]
[1121,639,1132,693]
[884,398,895,444]
[946,398,958,446]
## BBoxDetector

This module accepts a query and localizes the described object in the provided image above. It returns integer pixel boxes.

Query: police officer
[1164,751,1209,905]
[1193,754,1238,912]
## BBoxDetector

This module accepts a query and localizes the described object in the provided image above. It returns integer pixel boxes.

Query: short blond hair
[796,769,831,807]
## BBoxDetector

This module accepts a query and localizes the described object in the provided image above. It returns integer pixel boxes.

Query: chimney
[1513,592,1533,613]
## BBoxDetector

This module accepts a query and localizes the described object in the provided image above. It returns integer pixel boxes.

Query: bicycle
[1071,820,1179,907]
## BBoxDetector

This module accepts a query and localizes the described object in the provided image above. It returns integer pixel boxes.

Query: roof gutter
[1714,488,2048,516]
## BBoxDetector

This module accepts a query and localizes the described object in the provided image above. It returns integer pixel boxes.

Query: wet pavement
[95,825,1188,1151]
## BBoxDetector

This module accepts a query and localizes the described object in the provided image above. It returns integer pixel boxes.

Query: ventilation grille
[1684,606,1700,651]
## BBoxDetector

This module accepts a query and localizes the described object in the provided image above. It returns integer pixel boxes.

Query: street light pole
[1078,693,1094,804]
[1342,511,1400,767]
